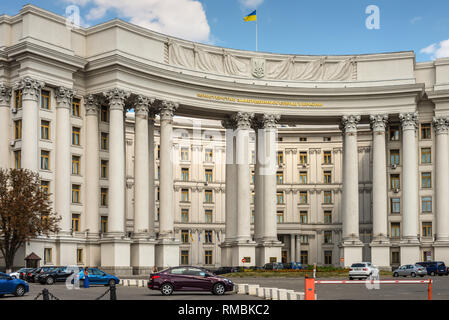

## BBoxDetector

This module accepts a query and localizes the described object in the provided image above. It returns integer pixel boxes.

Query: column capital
[399,112,418,131]
[221,117,237,130]
[433,117,449,135]
[55,87,74,109]
[134,95,155,118]
[160,100,178,121]
[0,83,11,106]
[340,115,360,134]
[370,114,388,132]
[232,111,255,130]
[84,94,100,116]
[16,76,45,101]
[103,88,130,111]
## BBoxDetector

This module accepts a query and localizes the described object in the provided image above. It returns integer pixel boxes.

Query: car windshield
[351,263,365,267]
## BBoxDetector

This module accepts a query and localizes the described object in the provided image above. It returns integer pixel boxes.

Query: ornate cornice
[55,87,74,109]
[233,112,255,130]
[433,117,449,135]
[103,88,130,111]
[84,94,100,116]
[0,83,11,106]
[340,115,361,134]
[399,112,418,131]
[160,100,179,121]
[16,76,45,101]
[370,114,388,132]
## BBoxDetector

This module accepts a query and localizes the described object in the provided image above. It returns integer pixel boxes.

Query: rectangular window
[72,98,81,117]
[277,191,284,204]
[421,148,431,164]
[323,151,332,164]
[205,149,213,162]
[277,211,284,223]
[421,172,431,188]
[181,147,189,161]
[390,149,400,165]
[277,151,284,165]
[181,209,189,223]
[41,181,50,198]
[299,171,308,184]
[72,214,80,232]
[299,152,308,165]
[300,235,309,244]
[181,250,189,265]
[324,171,332,184]
[391,251,400,264]
[276,171,284,184]
[421,123,431,139]
[72,156,80,175]
[300,211,308,224]
[204,230,213,244]
[181,230,189,243]
[391,198,400,214]
[14,150,21,169]
[14,120,22,139]
[157,145,160,160]
[72,184,80,203]
[41,120,50,140]
[299,137,307,142]
[300,251,309,265]
[41,90,50,109]
[323,191,332,204]
[324,251,333,265]
[390,174,400,190]
[205,210,213,223]
[40,150,50,170]
[205,169,213,182]
[72,127,80,145]
[422,222,432,237]
[324,231,332,244]
[181,168,189,181]
[44,248,52,264]
[101,160,108,178]
[422,197,432,213]
[299,191,308,204]
[101,216,108,233]
[390,125,400,141]
[76,248,83,264]
[391,223,400,239]
[101,188,108,207]
[324,211,332,224]
[100,105,108,122]
[204,190,213,203]
[181,189,189,202]
[15,90,22,109]
[204,250,213,265]
[101,133,109,150]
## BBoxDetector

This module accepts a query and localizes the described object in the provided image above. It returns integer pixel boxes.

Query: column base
[339,241,363,268]
[370,241,391,270]
[131,238,157,275]
[400,241,420,265]
[220,241,233,267]
[433,241,449,262]
[155,238,180,269]
[255,240,283,266]
[100,238,132,275]
[228,241,257,267]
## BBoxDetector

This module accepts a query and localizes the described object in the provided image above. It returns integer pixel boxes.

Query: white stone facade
[1,5,449,273]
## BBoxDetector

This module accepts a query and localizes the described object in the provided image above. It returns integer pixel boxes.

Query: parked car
[26,267,59,283]
[77,268,120,286]
[9,268,29,279]
[148,266,234,296]
[38,266,83,285]
[17,268,34,280]
[416,261,448,276]
[0,272,29,297]
[263,262,284,270]
[281,262,303,270]
[349,262,379,280]
[214,267,239,275]
[393,264,427,277]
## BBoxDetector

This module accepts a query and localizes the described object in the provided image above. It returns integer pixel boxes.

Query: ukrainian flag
[244,10,257,22]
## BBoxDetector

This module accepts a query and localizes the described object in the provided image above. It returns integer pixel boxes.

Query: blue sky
[1,0,449,62]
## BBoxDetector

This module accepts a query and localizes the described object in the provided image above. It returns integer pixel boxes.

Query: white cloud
[63,0,211,42]
[410,16,422,24]
[238,0,264,9]
[420,39,449,59]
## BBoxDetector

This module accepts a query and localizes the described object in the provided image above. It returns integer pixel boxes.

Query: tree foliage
[0,168,60,270]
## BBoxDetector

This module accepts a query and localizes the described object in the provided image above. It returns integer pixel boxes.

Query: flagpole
[256,15,258,51]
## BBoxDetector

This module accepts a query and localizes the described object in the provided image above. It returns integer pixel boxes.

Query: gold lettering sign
[197,93,323,107]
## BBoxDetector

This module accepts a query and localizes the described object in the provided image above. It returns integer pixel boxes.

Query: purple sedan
[148,266,234,296]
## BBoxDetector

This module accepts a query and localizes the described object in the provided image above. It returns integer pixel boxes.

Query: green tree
[0,168,60,272]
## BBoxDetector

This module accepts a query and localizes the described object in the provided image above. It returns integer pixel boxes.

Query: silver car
[393,264,427,277]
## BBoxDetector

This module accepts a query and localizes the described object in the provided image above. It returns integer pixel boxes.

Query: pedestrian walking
[83,267,90,288]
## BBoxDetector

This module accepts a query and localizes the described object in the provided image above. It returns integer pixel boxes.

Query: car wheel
[431,271,436,276]
[108,279,116,286]
[420,275,424,277]
[160,283,174,296]
[438,273,443,276]
[213,283,226,295]
[411,272,416,277]
[393,272,399,277]
[349,277,353,280]
[46,277,55,285]
[14,285,26,297]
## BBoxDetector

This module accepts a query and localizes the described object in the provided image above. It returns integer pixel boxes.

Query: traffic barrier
[263,287,273,299]
[248,284,259,295]
[278,289,288,300]
[257,286,265,298]
[237,283,247,294]
[306,279,433,300]
[270,288,279,300]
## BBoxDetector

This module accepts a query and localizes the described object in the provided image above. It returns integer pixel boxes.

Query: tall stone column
[17,77,44,171]
[339,115,363,267]
[0,84,11,169]
[399,112,420,264]
[148,107,157,238]
[131,95,157,274]
[84,95,101,266]
[220,117,238,266]
[369,114,391,269]
[433,117,449,261]
[100,88,131,275]
[155,100,180,268]
[253,114,282,266]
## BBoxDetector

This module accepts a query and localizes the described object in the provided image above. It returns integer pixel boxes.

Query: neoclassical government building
[1,5,449,274]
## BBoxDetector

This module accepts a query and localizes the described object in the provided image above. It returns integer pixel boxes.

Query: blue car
[77,268,120,286]
[0,272,29,297]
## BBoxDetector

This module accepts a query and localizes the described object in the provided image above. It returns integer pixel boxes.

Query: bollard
[428,279,432,301]
[110,283,117,300]
[305,278,315,300]
[43,288,49,301]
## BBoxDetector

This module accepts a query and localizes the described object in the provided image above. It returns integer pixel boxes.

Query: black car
[37,266,83,285]
[416,261,448,276]
[214,267,239,275]
[26,267,59,283]
[263,262,283,270]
